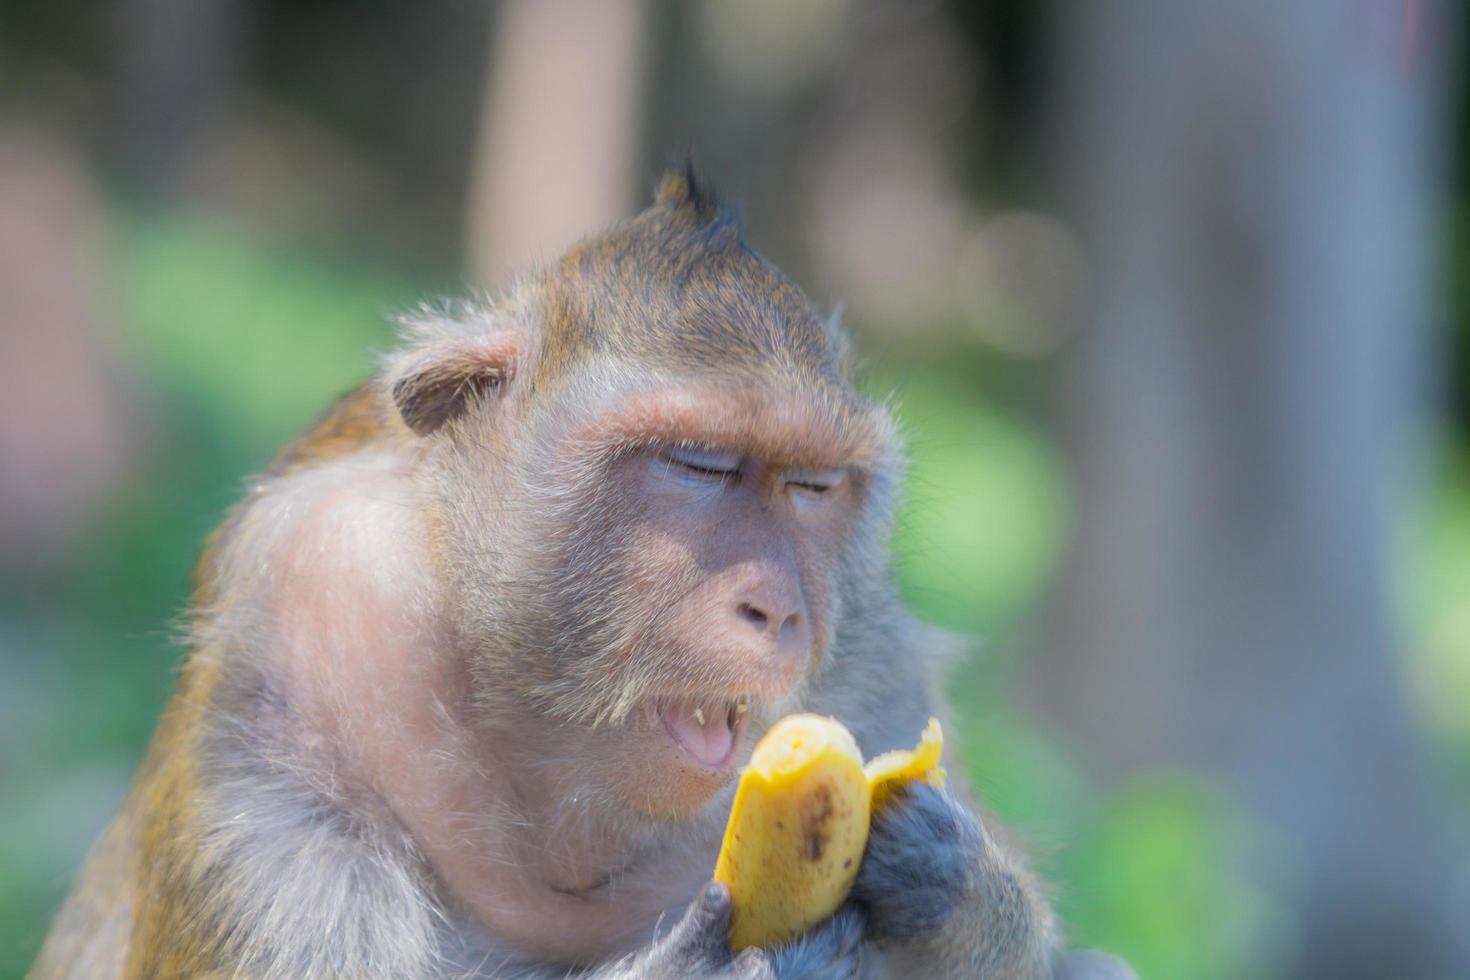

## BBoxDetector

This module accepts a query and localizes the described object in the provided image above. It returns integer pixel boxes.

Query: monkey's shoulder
[268,381,407,478]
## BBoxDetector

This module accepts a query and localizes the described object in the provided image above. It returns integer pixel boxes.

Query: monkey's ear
[388,332,520,436]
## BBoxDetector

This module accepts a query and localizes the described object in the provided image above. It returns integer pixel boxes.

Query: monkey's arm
[818,606,1132,979]
[852,783,1136,980]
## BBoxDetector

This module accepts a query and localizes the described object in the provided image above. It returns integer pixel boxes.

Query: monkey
[32,169,1136,980]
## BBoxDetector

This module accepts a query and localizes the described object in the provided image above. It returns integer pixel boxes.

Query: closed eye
[662,444,742,482]
[787,468,845,496]
[680,461,735,478]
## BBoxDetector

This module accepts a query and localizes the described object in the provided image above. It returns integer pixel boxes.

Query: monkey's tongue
[661,701,736,768]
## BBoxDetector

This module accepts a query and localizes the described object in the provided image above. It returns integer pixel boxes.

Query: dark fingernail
[699,880,732,913]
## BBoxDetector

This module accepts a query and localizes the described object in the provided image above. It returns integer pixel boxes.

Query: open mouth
[659,697,752,769]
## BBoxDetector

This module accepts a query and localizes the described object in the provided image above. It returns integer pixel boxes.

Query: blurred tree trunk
[465,0,649,285]
[110,0,248,196]
[1037,2,1466,977]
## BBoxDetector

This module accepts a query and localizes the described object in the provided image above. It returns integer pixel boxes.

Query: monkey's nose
[732,592,810,664]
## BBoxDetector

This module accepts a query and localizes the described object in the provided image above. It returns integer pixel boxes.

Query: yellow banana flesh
[713,714,945,951]
[713,714,870,952]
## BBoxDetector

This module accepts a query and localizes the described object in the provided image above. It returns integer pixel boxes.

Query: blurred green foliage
[1396,449,1470,831]
[120,212,415,449]
[878,361,1071,635]
[4,209,1468,979]
[0,211,413,976]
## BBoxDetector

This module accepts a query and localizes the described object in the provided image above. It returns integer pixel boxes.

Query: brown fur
[32,170,1073,980]
[269,382,403,475]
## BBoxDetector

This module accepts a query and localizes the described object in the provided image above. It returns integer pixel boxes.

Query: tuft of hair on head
[654,160,727,230]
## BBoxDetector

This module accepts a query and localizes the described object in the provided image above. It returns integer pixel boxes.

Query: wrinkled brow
[564,386,890,472]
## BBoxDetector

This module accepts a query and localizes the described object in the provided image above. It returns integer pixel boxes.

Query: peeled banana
[712,714,946,951]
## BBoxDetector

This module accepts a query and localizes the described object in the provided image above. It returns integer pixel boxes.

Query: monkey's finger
[730,948,778,979]
[664,882,736,956]
[631,883,742,977]
[824,904,866,971]
[811,904,866,969]
[768,905,865,980]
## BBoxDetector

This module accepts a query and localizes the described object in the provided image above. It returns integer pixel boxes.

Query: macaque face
[476,382,870,820]
[607,433,856,814]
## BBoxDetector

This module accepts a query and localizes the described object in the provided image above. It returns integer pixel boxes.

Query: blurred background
[1,1,1467,977]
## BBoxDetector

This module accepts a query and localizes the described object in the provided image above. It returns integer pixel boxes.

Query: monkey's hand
[767,903,866,980]
[599,882,862,979]
[852,783,995,949]
[853,783,1133,980]
[604,883,769,979]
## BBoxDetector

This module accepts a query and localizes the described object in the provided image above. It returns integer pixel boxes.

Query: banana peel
[712,714,946,951]
[865,717,946,809]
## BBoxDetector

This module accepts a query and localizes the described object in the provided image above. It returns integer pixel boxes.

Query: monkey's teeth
[735,699,749,715]
[662,699,737,767]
